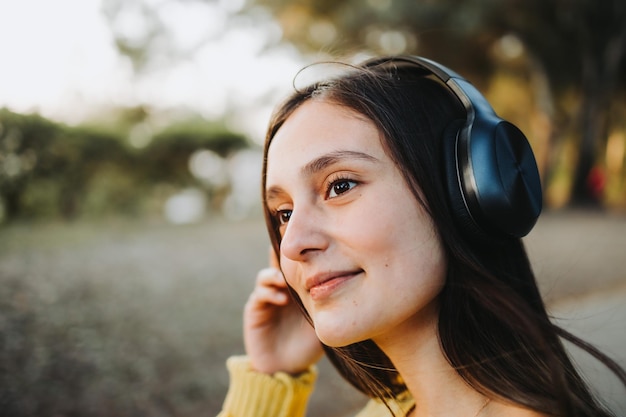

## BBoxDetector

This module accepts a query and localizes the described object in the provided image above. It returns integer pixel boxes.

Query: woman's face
[265,99,446,347]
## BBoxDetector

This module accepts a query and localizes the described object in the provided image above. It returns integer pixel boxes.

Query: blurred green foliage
[0,108,249,223]
[141,120,248,184]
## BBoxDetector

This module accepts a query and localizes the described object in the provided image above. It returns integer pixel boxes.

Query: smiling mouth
[308,270,363,301]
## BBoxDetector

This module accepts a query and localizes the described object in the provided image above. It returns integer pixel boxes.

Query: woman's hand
[243,249,324,375]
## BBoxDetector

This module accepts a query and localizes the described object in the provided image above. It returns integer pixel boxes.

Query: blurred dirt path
[524,209,626,303]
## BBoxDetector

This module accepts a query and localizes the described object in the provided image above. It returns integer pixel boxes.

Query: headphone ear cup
[475,120,543,237]
[442,120,491,241]
[443,119,542,241]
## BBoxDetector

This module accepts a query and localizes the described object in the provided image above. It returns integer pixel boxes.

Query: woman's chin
[315,326,364,348]
[311,309,374,347]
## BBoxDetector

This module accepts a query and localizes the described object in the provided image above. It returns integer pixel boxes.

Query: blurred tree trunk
[570,64,609,207]
[3,188,21,221]
[570,6,626,207]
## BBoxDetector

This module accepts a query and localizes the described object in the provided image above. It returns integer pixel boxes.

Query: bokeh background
[1,0,625,416]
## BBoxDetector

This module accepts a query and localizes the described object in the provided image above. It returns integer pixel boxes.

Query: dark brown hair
[261,57,626,416]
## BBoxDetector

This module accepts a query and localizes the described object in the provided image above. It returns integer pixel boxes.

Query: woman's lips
[307,270,362,301]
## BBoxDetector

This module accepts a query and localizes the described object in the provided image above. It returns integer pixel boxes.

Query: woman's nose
[279,206,329,261]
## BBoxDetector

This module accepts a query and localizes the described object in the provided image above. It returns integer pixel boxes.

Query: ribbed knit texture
[218,356,318,417]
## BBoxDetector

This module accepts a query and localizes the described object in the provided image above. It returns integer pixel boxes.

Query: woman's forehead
[266,100,384,167]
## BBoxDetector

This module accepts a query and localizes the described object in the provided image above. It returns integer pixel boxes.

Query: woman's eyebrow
[301,150,379,176]
[265,150,379,202]
[265,186,286,205]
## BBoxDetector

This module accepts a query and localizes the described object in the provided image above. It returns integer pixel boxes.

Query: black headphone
[363,56,542,240]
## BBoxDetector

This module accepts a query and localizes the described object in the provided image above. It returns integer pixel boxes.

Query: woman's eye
[276,209,292,225]
[327,179,357,198]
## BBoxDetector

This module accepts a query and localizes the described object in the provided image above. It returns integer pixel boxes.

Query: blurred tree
[101,0,244,74]
[497,0,626,206]
[0,109,250,222]
[52,127,134,218]
[249,0,497,80]
[97,0,626,208]
[142,118,248,184]
[0,109,63,220]
[0,109,135,221]
[101,0,170,73]
[246,0,626,207]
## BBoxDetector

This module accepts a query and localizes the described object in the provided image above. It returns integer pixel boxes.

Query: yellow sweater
[218,356,414,417]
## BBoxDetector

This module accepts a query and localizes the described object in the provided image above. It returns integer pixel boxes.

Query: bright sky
[0,0,304,141]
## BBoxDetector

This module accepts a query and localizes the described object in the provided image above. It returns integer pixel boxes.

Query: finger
[248,284,289,306]
[256,267,287,288]
[268,245,280,269]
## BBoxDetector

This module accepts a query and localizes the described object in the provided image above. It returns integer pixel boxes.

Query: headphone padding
[442,120,492,241]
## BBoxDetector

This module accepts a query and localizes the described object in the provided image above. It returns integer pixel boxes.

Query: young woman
[218,56,626,417]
